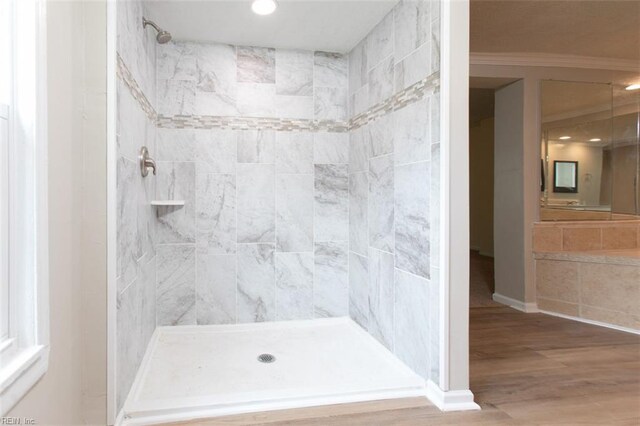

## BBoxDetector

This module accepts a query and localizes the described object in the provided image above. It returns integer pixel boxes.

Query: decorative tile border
[156,115,350,132]
[349,73,440,131]
[117,55,439,133]
[117,53,157,122]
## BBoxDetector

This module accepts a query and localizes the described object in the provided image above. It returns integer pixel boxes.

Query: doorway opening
[469,84,496,308]
[468,77,519,309]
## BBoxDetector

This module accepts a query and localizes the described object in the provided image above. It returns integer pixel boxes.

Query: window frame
[0,0,49,415]
[0,103,9,347]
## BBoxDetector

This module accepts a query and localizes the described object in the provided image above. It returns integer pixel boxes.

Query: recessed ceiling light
[625,84,640,91]
[589,138,602,142]
[252,0,277,15]
[559,136,571,140]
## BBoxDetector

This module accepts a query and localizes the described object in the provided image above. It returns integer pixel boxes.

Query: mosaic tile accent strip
[155,115,349,132]
[349,73,439,131]
[117,53,157,122]
[117,55,439,133]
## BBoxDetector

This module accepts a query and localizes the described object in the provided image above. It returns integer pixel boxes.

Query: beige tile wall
[533,221,640,253]
[535,258,640,331]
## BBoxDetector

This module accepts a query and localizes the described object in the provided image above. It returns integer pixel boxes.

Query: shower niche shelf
[151,200,185,207]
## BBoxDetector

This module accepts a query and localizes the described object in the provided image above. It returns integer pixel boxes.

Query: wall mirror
[540,80,640,221]
[553,161,578,193]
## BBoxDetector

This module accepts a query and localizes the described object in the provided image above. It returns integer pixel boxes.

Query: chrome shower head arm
[142,17,161,33]
[142,17,172,44]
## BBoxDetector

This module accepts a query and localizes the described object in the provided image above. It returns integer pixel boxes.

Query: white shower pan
[120,317,427,425]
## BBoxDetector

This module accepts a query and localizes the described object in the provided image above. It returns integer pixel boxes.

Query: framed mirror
[553,160,578,193]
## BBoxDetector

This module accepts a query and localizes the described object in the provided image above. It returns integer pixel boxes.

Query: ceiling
[547,118,612,145]
[542,80,639,120]
[546,111,639,146]
[144,0,397,53]
[145,1,640,58]
[471,1,640,60]
[541,80,612,120]
[542,82,638,145]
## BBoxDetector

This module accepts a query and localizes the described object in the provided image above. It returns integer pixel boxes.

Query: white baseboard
[538,309,640,335]
[426,380,480,412]
[119,387,429,425]
[492,293,538,313]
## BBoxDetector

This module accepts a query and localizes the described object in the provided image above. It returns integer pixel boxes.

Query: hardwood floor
[468,306,640,425]
[165,257,640,425]
[469,251,498,308]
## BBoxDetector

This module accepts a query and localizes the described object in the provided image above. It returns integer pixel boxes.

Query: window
[0,0,49,414]
[0,0,13,359]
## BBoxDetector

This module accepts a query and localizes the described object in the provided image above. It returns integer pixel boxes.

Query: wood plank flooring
[165,254,639,425]
[165,306,639,425]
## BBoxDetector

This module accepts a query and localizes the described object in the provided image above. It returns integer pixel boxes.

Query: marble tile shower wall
[347,0,441,382]
[115,0,157,413]
[156,42,348,121]
[154,41,351,325]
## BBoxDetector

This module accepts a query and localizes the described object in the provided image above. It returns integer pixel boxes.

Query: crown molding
[470,52,640,73]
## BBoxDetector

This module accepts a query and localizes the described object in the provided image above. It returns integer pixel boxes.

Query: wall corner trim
[492,293,539,313]
[426,380,480,412]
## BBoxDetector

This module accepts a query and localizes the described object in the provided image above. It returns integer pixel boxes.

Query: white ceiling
[471,0,640,60]
[144,0,397,53]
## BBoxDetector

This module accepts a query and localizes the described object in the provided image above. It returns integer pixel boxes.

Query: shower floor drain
[257,353,276,363]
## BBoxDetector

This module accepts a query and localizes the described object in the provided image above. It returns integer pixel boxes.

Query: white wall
[79,2,108,422]
[469,117,494,256]
[8,1,107,424]
[494,80,526,302]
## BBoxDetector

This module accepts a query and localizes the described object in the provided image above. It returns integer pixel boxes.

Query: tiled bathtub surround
[535,252,640,331]
[533,220,640,332]
[533,220,640,252]
[116,0,157,413]
[346,0,441,382]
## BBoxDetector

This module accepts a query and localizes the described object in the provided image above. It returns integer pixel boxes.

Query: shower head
[155,30,172,44]
[142,17,172,44]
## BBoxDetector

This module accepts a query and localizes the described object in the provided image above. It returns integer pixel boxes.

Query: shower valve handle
[139,146,157,177]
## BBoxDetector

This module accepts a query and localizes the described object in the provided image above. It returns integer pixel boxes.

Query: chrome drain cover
[257,353,276,363]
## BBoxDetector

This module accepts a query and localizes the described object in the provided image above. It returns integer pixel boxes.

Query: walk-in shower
[112,0,444,423]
